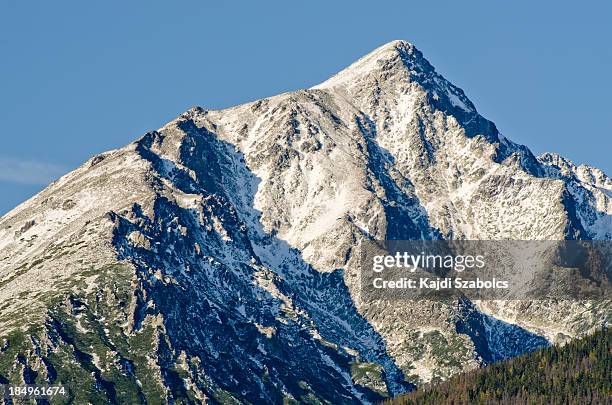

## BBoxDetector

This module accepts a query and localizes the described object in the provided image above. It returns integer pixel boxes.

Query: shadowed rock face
[0,40,610,403]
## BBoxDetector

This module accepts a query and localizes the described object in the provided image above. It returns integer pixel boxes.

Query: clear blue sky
[1,1,610,215]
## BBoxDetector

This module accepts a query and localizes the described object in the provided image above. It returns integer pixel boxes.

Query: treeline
[384,327,611,404]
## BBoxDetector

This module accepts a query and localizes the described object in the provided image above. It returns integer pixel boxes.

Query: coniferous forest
[385,328,611,404]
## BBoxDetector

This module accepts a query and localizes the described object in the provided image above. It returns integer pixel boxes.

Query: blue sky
[1,1,610,215]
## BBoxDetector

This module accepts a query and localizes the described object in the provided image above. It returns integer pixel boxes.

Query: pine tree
[382,328,612,405]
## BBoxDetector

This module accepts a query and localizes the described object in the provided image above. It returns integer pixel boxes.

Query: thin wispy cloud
[0,156,69,186]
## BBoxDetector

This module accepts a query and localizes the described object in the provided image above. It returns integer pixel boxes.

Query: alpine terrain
[0,40,610,404]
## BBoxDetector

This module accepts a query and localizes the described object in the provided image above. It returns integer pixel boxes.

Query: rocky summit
[0,40,610,404]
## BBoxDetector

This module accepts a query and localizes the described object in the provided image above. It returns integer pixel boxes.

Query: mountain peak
[312,39,421,89]
[376,39,416,53]
[311,40,490,138]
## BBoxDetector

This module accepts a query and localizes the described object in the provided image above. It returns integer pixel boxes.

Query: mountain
[0,40,610,404]
[383,327,612,404]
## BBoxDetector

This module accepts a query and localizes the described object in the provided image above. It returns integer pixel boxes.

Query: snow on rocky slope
[0,40,610,403]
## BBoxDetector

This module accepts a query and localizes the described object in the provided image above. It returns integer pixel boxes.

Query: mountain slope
[0,40,610,403]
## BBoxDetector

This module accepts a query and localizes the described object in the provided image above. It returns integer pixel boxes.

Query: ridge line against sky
[1,1,610,215]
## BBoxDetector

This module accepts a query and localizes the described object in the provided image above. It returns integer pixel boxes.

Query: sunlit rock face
[0,40,609,403]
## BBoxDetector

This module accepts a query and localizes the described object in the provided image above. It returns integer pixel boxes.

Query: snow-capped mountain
[0,40,610,403]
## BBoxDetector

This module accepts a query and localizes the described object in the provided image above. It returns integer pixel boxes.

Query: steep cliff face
[0,40,610,403]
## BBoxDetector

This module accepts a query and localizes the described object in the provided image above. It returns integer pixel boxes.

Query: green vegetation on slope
[385,327,611,405]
